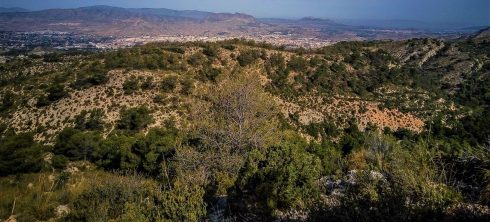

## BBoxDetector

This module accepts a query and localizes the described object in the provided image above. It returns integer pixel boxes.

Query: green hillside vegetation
[0,37,489,221]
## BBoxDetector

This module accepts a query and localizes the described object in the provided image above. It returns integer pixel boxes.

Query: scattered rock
[5,215,16,222]
[445,203,490,221]
[44,153,53,164]
[64,166,79,174]
[276,209,309,221]
[48,174,56,182]
[55,205,70,218]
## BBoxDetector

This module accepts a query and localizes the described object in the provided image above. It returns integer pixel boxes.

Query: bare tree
[176,71,281,193]
[191,71,280,154]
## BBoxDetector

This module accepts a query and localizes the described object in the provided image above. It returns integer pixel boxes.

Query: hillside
[0,33,489,221]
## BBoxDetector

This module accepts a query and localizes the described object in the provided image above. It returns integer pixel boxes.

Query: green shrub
[198,67,221,82]
[0,90,15,112]
[0,133,46,176]
[312,134,463,222]
[187,53,207,66]
[153,94,165,103]
[307,141,342,176]
[305,121,339,139]
[93,127,178,175]
[37,83,69,107]
[237,50,261,66]
[72,62,109,89]
[180,78,194,95]
[53,128,102,161]
[165,46,185,54]
[74,109,105,131]
[94,134,139,170]
[67,173,156,222]
[203,46,219,58]
[140,76,154,90]
[288,56,309,72]
[43,52,62,63]
[52,155,69,169]
[268,53,286,68]
[67,173,206,222]
[233,132,322,214]
[122,76,140,94]
[161,76,178,92]
[133,127,178,175]
[222,44,236,50]
[117,106,154,132]
[159,180,207,221]
[340,120,365,155]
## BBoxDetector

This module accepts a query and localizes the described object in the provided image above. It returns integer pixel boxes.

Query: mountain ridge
[0,5,482,40]
[0,7,30,13]
[0,5,260,37]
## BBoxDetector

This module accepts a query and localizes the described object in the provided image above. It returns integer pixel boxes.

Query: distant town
[0,31,337,56]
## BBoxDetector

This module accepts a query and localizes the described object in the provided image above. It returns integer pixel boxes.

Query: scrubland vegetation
[0,37,489,221]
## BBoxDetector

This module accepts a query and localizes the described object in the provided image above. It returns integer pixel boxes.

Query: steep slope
[3,35,487,142]
[472,26,490,42]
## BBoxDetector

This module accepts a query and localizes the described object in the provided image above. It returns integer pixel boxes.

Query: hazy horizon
[1,0,489,27]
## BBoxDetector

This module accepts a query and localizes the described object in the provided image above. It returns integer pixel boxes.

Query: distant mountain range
[0,7,30,13]
[0,5,486,40]
[0,5,257,37]
[337,19,473,31]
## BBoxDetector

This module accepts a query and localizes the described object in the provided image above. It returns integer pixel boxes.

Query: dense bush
[161,76,178,92]
[268,53,286,68]
[340,120,365,154]
[187,53,208,66]
[311,134,462,222]
[74,108,105,131]
[66,173,206,222]
[72,62,109,89]
[37,83,69,107]
[0,133,46,176]
[237,50,261,66]
[202,46,219,58]
[221,44,236,51]
[288,56,309,72]
[94,128,178,175]
[105,47,182,71]
[117,106,154,132]
[180,77,194,95]
[141,76,155,90]
[305,120,339,139]
[122,75,140,94]
[164,46,185,54]
[198,67,221,82]
[233,133,322,214]
[43,52,63,63]
[0,90,14,112]
[53,128,102,161]
[307,141,342,176]
[52,154,69,169]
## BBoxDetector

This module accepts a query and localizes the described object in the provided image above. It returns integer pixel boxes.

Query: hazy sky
[1,0,489,26]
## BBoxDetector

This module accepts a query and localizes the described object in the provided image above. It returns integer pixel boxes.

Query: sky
[1,0,489,26]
